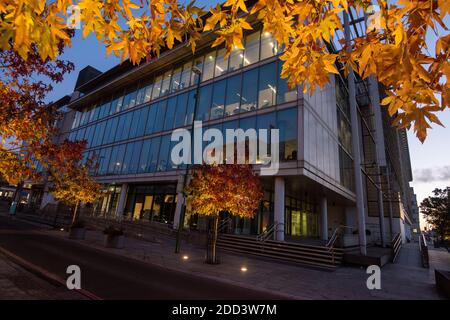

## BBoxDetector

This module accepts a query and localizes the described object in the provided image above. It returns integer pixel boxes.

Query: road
[0,216,284,299]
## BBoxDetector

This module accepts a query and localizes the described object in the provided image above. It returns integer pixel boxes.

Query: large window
[225,74,242,116]
[258,62,277,108]
[202,52,216,81]
[145,103,157,135]
[154,100,166,133]
[103,116,118,144]
[115,113,132,142]
[276,60,297,104]
[129,107,149,138]
[111,94,124,113]
[98,147,112,175]
[171,67,182,93]
[148,136,161,173]
[92,121,106,147]
[210,80,226,120]
[180,61,192,89]
[174,92,188,128]
[240,68,258,112]
[152,75,163,100]
[214,48,228,77]
[229,48,244,72]
[196,84,212,121]
[164,96,177,131]
[277,108,298,161]
[244,31,260,66]
[122,141,142,174]
[260,32,278,60]
[157,135,171,172]
[122,88,137,110]
[138,139,152,173]
[191,56,204,85]
[160,70,172,96]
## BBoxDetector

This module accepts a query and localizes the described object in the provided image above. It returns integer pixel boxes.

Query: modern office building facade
[37,17,417,253]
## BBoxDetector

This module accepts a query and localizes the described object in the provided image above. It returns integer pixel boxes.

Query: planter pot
[69,227,86,240]
[103,234,124,249]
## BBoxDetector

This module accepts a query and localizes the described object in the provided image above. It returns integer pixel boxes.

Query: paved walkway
[0,253,85,300]
[42,226,445,299]
[3,211,448,299]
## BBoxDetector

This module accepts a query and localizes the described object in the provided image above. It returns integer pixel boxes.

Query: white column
[274,177,285,241]
[321,196,328,241]
[115,183,128,218]
[345,12,367,255]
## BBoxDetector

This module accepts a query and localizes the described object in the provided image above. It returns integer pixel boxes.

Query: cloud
[414,166,450,183]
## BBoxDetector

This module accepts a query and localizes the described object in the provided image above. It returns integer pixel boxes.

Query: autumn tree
[186,164,263,263]
[420,187,450,243]
[49,151,101,226]
[0,0,448,142]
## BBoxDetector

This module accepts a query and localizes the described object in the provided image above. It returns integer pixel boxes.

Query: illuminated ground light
[240,266,248,272]
[60,228,64,231]
[182,255,189,260]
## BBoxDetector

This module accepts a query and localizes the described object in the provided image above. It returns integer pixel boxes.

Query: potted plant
[68,219,86,240]
[103,225,125,248]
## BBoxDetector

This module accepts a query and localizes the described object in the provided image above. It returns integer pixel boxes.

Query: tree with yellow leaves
[0,0,448,142]
[186,164,263,264]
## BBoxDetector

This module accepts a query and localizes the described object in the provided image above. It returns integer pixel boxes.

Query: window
[260,32,278,60]
[257,112,277,161]
[196,84,212,121]
[210,80,226,120]
[258,62,277,108]
[76,127,86,141]
[115,113,133,141]
[157,135,171,172]
[112,144,126,174]
[138,139,152,173]
[214,48,228,77]
[110,94,124,113]
[152,75,163,100]
[103,116,118,144]
[148,136,161,172]
[154,100,166,133]
[180,61,192,89]
[73,112,81,128]
[277,108,298,161]
[229,48,244,71]
[160,70,172,96]
[241,68,258,112]
[92,121,106,147]
[89,105,100,122]
[171,67,182,93]
[98,147,112,175]
[129,107,149,138]
[145,103,158,135]
[164,96,177,130]
[276,60,297,104]
[244,31,260,66]
[185,90,196,126]
[224,74,242,116]
[122,141,142,174]
[122,88,137,110]
[98,100,111,119]
[85,125,95,148]
[191,56,203,85]
[174,92,188,128]
[202,51,216,81]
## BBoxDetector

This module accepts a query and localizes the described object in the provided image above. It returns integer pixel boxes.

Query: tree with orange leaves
[186,164,263,264]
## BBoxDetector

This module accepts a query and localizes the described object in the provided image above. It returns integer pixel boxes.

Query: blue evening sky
[44,1,449,227]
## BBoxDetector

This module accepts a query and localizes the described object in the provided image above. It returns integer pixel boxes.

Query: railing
[326,225,355,250]
[218,217,232,233]
[419,233,429,268]
[256,223,284,243]
[391,232,402,262]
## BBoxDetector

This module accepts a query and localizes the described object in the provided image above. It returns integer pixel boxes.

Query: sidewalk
[41,225,444,300]
[0,252,85,300]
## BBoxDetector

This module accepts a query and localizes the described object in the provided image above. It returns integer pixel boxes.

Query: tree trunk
[71,201,80,226]
[212,216,219,264]
[207,216,220,264]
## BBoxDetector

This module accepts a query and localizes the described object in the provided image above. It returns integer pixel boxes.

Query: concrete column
[377,168,386,247]
[115,183,128,218]
[321,196,328,241]
[274,177,285,241]
[344,12,367,255]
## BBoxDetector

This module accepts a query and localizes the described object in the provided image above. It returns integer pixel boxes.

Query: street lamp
[175,65,202,253]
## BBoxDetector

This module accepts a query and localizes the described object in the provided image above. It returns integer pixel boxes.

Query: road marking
[0,245,102,300]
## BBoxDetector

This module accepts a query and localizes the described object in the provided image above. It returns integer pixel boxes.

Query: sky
[44,1,449,230]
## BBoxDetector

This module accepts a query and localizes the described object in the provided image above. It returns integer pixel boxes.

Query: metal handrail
[256,223,284,242]
[218,217,232,233]
[391,232,402,262]
[419,233,429,268]
[326,225,354,249]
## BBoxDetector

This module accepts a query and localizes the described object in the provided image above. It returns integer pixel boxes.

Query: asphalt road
[0,215,285,300]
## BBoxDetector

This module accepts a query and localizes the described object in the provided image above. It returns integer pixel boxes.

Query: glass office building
[49,23,415,248]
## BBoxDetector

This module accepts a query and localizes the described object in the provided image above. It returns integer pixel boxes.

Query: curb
[0,246,102,300]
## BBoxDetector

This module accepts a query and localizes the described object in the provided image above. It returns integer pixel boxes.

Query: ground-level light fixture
[240,266,248,272]
[182,255,189,260]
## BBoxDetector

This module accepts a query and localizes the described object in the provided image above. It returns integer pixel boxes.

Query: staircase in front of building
[217,233,344,270]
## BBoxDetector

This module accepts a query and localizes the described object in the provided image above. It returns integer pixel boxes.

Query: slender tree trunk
[71,201,80,226]
[211,215,219,264]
